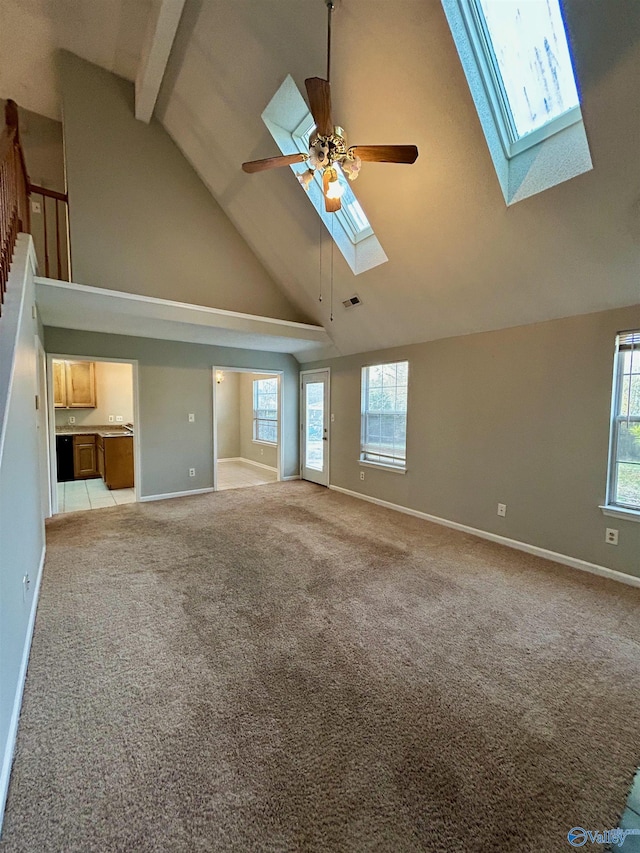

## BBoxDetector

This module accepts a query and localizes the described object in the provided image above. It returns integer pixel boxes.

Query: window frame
[359,360,409,473]
[253,377,278,446]
[605,332,640,515]
[441,0,592,205]
[461,0,582,159]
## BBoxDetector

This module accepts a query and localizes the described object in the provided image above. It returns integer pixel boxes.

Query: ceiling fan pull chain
[319,217,323,303]
[330,215,334,322]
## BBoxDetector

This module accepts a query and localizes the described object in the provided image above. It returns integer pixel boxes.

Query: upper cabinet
[53,360,97,408]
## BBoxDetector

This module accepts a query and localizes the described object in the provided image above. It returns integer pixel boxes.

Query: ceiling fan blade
[242,153,307,173]
[350,145,419,164]
[305,77,333,138]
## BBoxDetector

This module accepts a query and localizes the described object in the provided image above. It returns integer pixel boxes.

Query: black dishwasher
[56,435,75,482]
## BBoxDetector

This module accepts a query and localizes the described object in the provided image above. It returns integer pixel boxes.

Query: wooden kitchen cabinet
[102,435,134,490]
[53,360,67,407]
[53,360,96,408]
[73,434,98,478]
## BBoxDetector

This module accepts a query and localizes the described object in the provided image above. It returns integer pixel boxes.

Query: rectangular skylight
[472,0,580,142]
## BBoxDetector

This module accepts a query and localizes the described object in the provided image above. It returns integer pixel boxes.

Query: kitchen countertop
[55,425,134,438]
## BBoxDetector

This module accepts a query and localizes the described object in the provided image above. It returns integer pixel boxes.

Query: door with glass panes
[300,370,329,486]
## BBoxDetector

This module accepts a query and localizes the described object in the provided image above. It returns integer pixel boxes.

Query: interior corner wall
[239,373,278,468]
[43,327,300,493]
[302,304,640,580]
[57,51,305,324]
[0,236,45,829]
[215,371,241,459]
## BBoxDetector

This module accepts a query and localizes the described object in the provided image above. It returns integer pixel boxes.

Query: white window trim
[253,378,278,445]
[262,75,388,275]
[358,459,407,475]
[441,0,593,205]
[360,360,409,472]
[603,332,640,515]
[599,505,640,524]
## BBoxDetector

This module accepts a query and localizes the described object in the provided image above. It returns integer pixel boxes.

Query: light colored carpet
[2,481,639,852]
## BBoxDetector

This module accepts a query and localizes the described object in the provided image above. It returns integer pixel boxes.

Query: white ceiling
[0,0,152,120]
[3,0,640,358]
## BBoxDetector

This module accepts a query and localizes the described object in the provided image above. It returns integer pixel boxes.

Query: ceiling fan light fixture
[324,167,344,199]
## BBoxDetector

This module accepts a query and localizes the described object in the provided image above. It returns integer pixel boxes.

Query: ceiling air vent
[342,295,362,309]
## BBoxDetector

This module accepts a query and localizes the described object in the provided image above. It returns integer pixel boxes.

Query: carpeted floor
[1,481,639,852]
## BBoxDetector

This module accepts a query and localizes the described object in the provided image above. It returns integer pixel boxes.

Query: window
[253,378,278,444]
[261,75,388,274]
[607,331,640,512]
[470,0,580,150]
[441,0,592,204]
[360,361,408,469]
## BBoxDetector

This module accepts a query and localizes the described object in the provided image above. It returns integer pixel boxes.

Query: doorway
[213,368,283,491]
[300,369,330,487]
[47,355,140,514]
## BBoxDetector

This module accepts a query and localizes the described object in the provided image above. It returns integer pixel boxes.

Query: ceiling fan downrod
[326,0,335,83]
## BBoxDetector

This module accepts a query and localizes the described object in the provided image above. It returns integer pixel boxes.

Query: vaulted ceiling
[1,0,639,357]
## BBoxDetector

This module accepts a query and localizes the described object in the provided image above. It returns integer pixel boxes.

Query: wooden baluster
[55,198,62,279]
[42,193,49,277]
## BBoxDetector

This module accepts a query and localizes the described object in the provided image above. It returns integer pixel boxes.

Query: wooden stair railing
[1,99,71,308]
[1,99,30,316]
[29,184,70,280]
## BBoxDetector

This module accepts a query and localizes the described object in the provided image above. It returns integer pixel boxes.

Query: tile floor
[57,478,136,513]
[618,771,640,850]
[217,459,278,491]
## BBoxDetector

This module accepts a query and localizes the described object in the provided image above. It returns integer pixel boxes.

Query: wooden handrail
[29,183,68,203]
[1,99,30,314]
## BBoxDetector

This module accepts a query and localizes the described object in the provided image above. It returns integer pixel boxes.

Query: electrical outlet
[188,413,195,423]
[360,471,365,481]
[108,415,114,423]
[22,574,30,603]
[497,503,507,517]
[68,416,75,424]
[605,528,619,545]
[260,448,264,455]
[331,413,335,422]
[189,468,196,477]
[116,415,123,422]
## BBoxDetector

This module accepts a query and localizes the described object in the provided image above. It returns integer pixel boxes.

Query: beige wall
[58,52,307,323]
[54,361,134,427]
[44,328,298,494]
[302,305,640,579]
[216,371,240,459]
[240,373,278,469]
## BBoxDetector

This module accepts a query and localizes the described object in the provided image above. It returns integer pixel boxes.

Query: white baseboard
[139,487,214,503]
[282,475,300,481]
[218,457,278,474]
[329,485,640,589]
[0,544,46,832]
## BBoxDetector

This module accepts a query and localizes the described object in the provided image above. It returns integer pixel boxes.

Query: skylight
[471,0,580,145]
[261,75,387,275]
[442,0,592,204]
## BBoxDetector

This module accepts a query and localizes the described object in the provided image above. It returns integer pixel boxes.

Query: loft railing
[29,184,70,280]
[0,99,71,308]
[0,99,30,315]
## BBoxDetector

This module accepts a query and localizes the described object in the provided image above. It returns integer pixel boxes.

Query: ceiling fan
[241,0,419,213]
